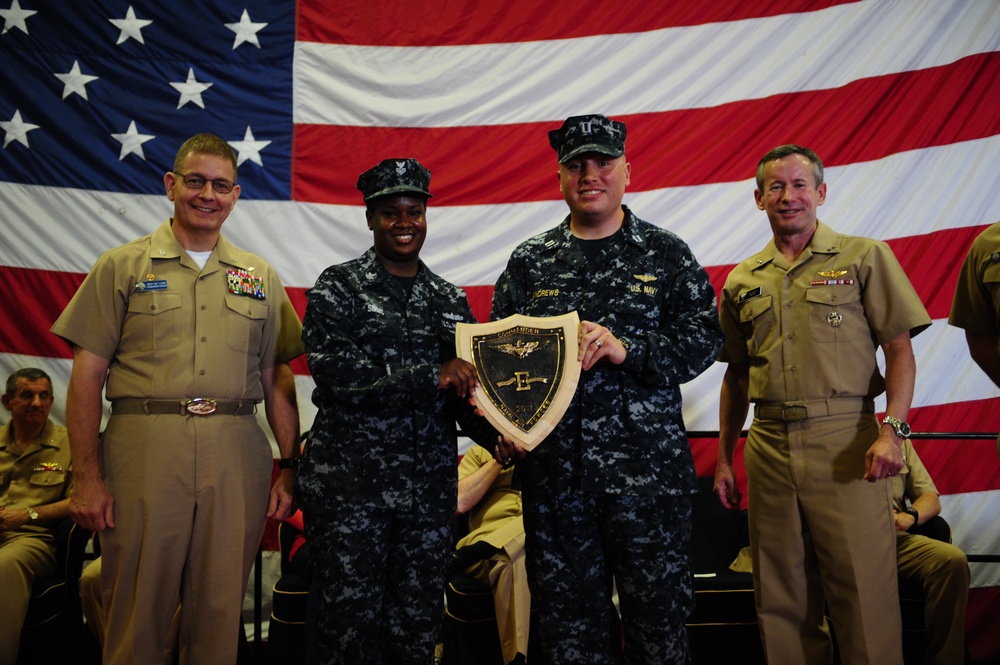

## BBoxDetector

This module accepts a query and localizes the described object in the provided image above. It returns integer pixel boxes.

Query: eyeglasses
[173,172,235,195]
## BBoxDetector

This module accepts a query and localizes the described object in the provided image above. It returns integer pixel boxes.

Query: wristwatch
[277,456,300,470]
[26,506,39,522]
[903,507,919,530]
[881,415,911,439]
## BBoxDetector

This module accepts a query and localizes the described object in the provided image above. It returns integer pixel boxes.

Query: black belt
[754,398,874,423]
[111,399,257,416]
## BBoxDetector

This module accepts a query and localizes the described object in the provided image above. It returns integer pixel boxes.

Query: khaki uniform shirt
[949,221,1000,335]
[892,439,937,513]
[0,419,72,537]
[51,220,304,400]
[720,221,931,402]
[456,444,523,551]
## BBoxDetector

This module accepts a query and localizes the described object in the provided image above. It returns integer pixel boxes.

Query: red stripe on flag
[293,53,1000,207]
[296,0,857,46]
[2,224,988,361]
[908,399,1000,495]
[967,587,1000,662]
[705,225,991,322]
[465,225,991,325]
[891,225,987,322]
[0,266,312,366]
[0,267,83,360]
[687,397,1000,497]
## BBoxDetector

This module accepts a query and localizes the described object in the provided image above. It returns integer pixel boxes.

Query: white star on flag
[111,120,155,161]
[109,6,153,45]
[1,109,40,148]
[170,68,214,109]
[54,61,100,101]
[0,0,36,35]
[228,127,271,167]
[225,10,267,50]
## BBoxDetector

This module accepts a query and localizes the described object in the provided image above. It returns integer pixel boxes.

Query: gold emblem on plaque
[456,312,581,450]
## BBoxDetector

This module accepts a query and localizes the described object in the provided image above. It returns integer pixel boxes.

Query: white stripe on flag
[293,0,1000,127]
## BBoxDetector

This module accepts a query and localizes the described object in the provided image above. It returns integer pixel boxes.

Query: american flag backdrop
[1,0,998,658]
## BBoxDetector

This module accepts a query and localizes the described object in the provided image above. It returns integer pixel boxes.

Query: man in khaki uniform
[892,440,969,665]
[52,134,303,665]
[456,444,530,665]
[714,145,930,665]
[948,221,1000,453]
[0,367,72,665]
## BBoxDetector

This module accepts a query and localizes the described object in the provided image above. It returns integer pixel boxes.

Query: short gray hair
[755,145,824,191]
[5,367,51,395]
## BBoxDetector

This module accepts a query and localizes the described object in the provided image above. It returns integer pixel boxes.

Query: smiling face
[755,153,826,241]
[558,153,631,231]
[367,195,428,276]
[164,152,241,251]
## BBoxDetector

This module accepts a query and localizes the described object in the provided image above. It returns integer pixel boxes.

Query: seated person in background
[79,555,103,649]
[456,444,530,665]
[0,367,73,665]
[894,439,970,665]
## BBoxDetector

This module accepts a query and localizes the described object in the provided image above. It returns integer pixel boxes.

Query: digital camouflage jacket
[492,206,722,496]
[299,248,497,514]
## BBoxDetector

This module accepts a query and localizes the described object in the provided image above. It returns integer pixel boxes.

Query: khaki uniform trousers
[99,412,271,665]
[896,532,969,665]
[0,532,56,665]
[746,412,902,665]
[466,531,531,664]
[81,557,182,654]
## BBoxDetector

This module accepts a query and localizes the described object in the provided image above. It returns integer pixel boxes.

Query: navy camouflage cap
[548,114,627,163]
[356,158,433,202]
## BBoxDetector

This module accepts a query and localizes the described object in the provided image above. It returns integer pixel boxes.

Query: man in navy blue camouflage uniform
[298,159,499,664]
[492,115,723,664]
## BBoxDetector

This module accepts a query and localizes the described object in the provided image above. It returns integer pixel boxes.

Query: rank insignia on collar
[227,269,266,300]
[988,251,1000,265]
[819,270,847,278]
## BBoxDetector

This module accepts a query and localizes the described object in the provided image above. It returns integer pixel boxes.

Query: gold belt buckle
[185,398,218,416]
[781,405,807,422]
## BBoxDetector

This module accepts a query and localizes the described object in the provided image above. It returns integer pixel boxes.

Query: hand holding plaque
[455,312,581,450]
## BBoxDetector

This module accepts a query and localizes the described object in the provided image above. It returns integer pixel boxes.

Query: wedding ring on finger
[595,340,603,348]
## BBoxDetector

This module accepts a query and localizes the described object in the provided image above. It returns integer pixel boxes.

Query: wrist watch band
[27,506,39,521]
[278,456,300,470]
[882,415,911,439]
[904,507,919,529]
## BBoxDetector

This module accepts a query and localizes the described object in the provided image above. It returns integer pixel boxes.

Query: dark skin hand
[494,436,527,466]
[440,360,521,465]
[439,358,480,398]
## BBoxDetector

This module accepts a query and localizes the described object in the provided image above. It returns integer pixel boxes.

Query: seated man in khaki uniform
[0,367,72,664]
[893,440,970,665]
[456,444,530,665]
